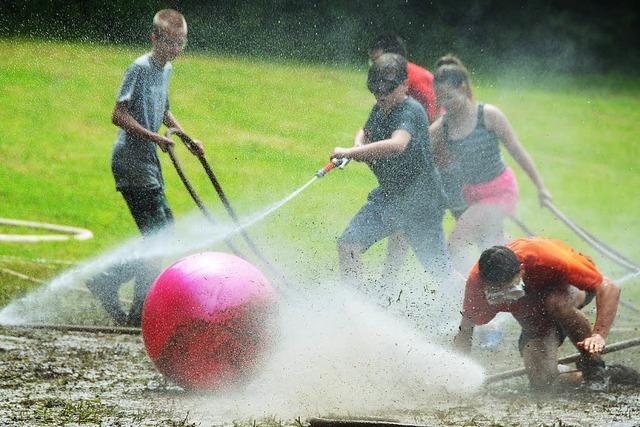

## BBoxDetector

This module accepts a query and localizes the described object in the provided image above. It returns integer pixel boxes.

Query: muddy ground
[1,323,639,427]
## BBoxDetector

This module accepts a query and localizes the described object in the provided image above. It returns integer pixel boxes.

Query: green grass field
[1,38,639,309]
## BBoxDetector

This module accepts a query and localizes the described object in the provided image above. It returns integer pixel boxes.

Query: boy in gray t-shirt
[87,9,204,326]
[332,53,455,297]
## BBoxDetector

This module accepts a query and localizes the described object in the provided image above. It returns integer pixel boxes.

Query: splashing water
[0,176,485,418]
[175,284,484,421]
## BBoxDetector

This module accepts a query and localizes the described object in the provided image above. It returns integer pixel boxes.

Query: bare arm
[353,128,367,147]
[578,278,620,353]
[429,117,449,167]
[163,110,183,131]
[453,315,475,353]
[112,102,174,151]
[485,105,552,205]
[333,129,411,161]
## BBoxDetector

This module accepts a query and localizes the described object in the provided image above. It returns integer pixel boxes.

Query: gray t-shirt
[364,96,445,211]
[111,54,173,190]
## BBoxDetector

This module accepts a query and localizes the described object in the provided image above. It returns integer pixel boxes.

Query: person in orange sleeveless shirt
[453,237,621,391]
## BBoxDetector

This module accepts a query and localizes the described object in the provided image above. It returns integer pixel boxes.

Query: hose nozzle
[316,158,350,178]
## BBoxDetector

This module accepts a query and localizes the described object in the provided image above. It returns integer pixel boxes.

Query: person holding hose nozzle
[453,237,629,391]
[332,53,461,319]
[86,9,204,327]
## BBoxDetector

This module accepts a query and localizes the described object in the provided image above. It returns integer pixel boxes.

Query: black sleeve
[396,103,422,140]
[364,105,379,133]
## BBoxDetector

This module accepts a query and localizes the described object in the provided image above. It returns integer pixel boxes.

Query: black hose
[165,142,245,258]
[166,128,291,288]
[6,323,141,335]
[542,200,640,273]
[484,336,640,385]
[508,215,535,237]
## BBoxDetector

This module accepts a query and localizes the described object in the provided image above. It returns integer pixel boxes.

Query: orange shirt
[407,62,437,123]
[463,237,603,328]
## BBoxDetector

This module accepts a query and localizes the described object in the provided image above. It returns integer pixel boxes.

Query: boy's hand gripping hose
[165,128,292,288]
[316,157,351,178]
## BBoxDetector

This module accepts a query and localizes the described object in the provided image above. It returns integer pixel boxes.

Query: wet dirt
[1,325,639,426]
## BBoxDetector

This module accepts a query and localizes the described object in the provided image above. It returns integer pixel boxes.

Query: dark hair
[478,246,521,284]
[434,54,473,100]
[367,53,408,96]
[369,33,407,58]
[435,53,464,69]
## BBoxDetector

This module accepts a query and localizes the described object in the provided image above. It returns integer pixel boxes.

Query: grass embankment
[1,39,639,308]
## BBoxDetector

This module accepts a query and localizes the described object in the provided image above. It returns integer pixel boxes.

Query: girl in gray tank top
[432,55,552,275]
[432,55,552,350]
[444,103,506,185]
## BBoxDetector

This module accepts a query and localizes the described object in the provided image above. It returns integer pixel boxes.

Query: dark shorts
[120,187,174,236]
[338,188,451,280]
[518,290,596,355]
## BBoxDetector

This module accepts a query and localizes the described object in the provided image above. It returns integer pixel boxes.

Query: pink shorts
[463,167,519,216]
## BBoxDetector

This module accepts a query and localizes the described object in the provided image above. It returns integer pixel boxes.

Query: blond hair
[152,9,187,35]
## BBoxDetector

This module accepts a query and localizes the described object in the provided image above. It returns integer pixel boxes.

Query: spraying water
[0,174,485,419]
[0,176,320,325]
[239,177,318,228]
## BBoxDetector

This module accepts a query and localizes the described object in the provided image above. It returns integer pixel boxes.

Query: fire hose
[164,138,244,258]
[485,336,640,385]
[508,200,640,312]
[509,201,640,275]
[541,199,640,273]
[165,128,291,288]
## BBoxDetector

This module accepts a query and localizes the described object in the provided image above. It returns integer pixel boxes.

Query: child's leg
[402,208,460,291]
[338,197,393,290]
[403,213,465,331]
[448,202,506,274]
[86,262,135,325]
[381,232,410,285]
[121,189,175,326]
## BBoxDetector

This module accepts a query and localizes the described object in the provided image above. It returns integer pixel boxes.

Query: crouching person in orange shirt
[453,237,621,391]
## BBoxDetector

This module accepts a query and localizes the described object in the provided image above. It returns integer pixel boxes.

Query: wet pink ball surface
[142,252,277,390]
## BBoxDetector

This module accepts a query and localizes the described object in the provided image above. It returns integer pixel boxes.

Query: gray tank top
[444,104,506,185]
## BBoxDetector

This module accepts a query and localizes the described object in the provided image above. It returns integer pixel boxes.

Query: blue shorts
[339,188,451,280]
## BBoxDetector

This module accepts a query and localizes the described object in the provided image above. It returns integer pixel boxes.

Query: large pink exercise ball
[142,252,277,390]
